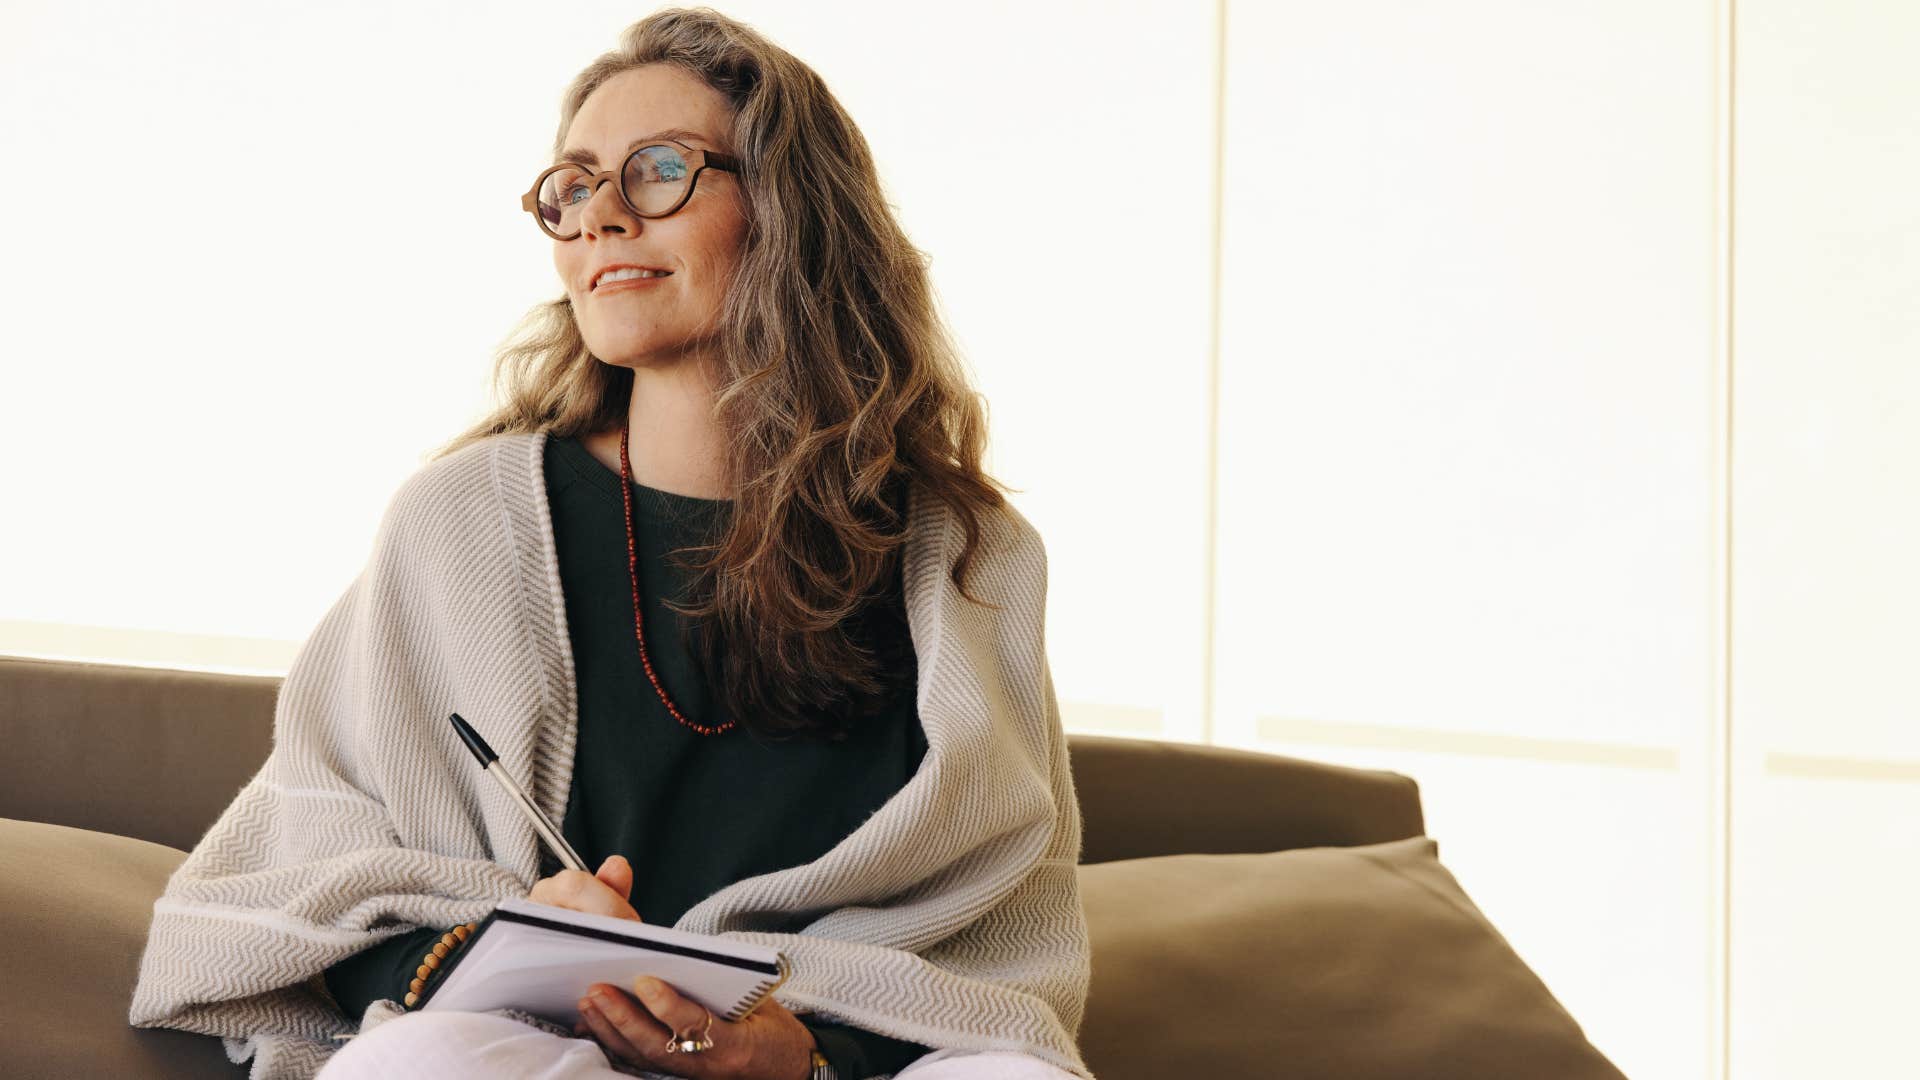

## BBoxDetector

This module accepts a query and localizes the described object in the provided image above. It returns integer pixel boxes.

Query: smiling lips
[594,275,670,295]
[592,265,674,290]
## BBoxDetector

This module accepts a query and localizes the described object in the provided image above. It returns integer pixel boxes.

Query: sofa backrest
[1,654,1423,859]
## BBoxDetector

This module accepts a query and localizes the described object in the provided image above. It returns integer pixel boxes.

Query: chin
[591,343,675,369]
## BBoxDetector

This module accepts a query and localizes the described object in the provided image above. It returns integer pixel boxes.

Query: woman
[127,9,1091,1080]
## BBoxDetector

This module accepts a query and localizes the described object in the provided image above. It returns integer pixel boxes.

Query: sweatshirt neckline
[550,431,733,524]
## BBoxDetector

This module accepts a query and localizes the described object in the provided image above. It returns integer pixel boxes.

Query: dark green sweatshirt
[323,432,932,1077]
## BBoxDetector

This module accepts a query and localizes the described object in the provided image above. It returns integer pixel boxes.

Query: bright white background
[3,3,1915,1078]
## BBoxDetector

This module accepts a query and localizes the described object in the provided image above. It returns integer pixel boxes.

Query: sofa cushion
[1075,834,1627,1080]
[0,817,241,1078]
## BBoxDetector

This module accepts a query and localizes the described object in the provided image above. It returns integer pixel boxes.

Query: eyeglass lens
[536,144,693,235]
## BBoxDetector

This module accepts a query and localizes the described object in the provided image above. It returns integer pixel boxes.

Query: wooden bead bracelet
[403,921,479,1008]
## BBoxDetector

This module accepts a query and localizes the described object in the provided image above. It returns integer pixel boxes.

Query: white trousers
[315,1009,1086,1080]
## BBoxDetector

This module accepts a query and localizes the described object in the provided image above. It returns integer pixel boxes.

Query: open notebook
[413,898,791,1028]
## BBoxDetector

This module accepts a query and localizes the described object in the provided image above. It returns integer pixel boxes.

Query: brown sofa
[0,654,1628,1080]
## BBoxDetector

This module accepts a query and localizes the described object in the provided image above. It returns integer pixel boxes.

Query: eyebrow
[557,128,710,167]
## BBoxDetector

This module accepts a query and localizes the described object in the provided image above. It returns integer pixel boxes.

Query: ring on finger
[664,1006,715,1054]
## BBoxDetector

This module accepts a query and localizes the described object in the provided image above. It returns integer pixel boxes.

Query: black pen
[448,712,590,873]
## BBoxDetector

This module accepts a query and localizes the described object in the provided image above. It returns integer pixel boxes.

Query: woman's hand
[529,854,644,922]
[572,976,817,1080]
[532,856,816,1076]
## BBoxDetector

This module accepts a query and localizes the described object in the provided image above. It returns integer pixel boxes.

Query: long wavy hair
[428,7,1014,743]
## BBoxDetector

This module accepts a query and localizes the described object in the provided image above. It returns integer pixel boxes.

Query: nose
[577,176,638,238]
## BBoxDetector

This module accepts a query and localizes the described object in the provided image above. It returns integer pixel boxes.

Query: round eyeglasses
[520,139,742,240]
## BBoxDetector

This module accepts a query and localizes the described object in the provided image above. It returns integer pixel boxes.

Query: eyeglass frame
[520,138,743,240]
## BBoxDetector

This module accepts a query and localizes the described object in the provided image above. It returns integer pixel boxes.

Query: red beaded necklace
[618,416,735,736]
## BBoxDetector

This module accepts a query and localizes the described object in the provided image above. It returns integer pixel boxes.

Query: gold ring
[664,1006,715,1054]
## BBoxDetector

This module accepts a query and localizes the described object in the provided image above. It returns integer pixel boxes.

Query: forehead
[561,64,731,162]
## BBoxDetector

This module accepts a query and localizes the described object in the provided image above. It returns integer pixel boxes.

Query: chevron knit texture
[127,430,1093,1080]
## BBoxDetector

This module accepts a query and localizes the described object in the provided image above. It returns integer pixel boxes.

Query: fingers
[596,854,635,903]
[631,976,710,1046]
[573,979,749,1076]
[526,868,642,921]
[577,990,649,1064]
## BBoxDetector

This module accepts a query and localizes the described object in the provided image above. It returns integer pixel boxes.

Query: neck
[604,356,731,501]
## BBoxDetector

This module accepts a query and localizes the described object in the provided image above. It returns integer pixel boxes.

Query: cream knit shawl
[128,431,1092,1080]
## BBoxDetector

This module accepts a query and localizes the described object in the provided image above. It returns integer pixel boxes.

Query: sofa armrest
[0,817,241,1078]
[1067,733,1425,864]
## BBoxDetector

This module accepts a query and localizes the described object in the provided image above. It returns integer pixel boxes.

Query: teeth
[596,267,670,287]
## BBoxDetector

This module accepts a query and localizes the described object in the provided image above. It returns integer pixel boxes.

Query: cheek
[555,246,586,298]
[688,203,750,273]
[691,232,747,286]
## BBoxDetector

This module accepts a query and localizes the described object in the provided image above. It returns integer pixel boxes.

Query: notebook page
[491,898,784,965]
[420,900,786,1027]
